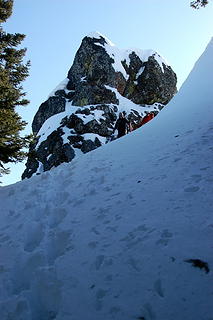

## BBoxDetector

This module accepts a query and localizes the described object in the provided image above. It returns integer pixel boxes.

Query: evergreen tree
[190,0,209,9]
[0,0,31,176]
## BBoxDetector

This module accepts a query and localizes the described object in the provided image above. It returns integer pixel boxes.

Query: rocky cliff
[22,32,177,179]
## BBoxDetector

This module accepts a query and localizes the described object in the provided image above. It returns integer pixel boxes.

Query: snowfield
[0,38,213,320]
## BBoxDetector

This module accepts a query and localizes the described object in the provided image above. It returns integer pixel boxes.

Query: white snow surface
[0,38,213,319]
[87,31,115,47]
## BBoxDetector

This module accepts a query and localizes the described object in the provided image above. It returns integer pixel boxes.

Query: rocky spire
[22,32,177,179]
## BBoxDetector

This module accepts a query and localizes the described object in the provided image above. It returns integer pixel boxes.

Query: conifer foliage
[190,0,209,9]
[0,0,30,176]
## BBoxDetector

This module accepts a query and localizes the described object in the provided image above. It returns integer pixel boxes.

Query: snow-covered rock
[22,32,177,179]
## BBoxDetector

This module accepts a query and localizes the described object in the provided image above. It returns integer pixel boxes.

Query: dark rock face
[81,138,102,154]
[32,96,66,135]
[22,129,75,179]
[67,36,117,87]
[124,56,177,105]
[22,32,177,179]
[71,84,119,106]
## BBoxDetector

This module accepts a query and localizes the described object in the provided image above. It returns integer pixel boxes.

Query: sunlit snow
[0,38,212,320]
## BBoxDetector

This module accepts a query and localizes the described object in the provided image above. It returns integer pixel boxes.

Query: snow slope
[0,38,213,320]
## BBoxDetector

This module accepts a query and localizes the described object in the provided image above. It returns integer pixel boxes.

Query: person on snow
[113,112,130,138]
[137,112,154,128]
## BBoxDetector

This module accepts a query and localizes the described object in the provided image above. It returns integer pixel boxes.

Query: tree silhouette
[190,0,209,9]
[0,0,31,177]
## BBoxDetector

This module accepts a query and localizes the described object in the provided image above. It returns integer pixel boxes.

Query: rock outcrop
[22,32,177,179]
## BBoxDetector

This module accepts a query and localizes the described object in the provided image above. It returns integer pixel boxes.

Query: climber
[137,112,154,128]
[113,112,130,138]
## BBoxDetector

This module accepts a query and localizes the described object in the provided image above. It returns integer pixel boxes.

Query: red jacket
[138,113,154,127]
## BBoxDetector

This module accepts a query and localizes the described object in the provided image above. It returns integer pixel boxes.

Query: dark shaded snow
[0,38,213,320]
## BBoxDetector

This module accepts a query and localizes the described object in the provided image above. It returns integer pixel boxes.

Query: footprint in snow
[156,229,173,246]
[184,186,200,192]
[154,279,164,297]
[24,223,45,252]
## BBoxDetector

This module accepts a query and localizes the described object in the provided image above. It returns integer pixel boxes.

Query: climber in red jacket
[137,112,154,128]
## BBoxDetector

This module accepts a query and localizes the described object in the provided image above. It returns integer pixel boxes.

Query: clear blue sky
[1,0,213,186]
